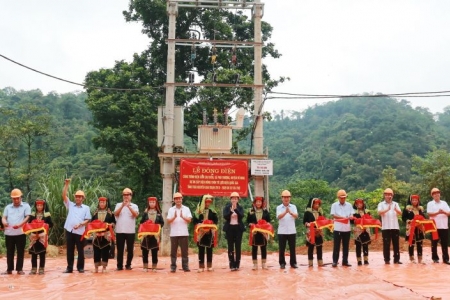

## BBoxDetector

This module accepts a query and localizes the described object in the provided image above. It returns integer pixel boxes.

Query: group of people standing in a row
[2,180,450,275]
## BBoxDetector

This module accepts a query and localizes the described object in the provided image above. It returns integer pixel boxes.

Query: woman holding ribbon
[138,197,164,272]
[247,196,272,270]
[193,194,218,272]
[402,194,425,264]
[86,197,116,273]
[25,199,53,275]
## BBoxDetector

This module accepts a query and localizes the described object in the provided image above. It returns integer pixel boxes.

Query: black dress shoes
[332,263,337,267]
[290,264,298,269]
[280,264,286,269]
[78,269,85,273]
[342,263,352,267]
[63,269,73,273]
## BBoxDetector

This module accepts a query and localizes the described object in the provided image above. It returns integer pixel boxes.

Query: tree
[411,149,450,201]
[85,1,285,196]
[13,104,52,199]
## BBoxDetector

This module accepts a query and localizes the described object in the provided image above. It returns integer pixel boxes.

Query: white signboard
[251,159,273,176]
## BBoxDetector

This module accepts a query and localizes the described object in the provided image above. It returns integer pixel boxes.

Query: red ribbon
[249,219,274,246]
[82,219,115,241]
[408,215,438,246]
[354,214,381,240]
[23,220,50,247]
[194,220,218,247]
[309,216,333,245]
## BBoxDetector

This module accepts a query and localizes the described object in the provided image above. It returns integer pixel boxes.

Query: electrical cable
[0,53,163,92]
[3,53,450,98]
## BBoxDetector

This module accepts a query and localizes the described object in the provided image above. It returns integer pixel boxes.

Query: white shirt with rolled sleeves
[276,203,298,234]
[114,202,139,234]
[167,205,192,237]
[427,200,450,229]
[330,202,354,232]
[377,201,400,230]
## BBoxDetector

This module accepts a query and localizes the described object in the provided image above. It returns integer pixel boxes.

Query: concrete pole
[160,1,178,256]
[253,0,264,198]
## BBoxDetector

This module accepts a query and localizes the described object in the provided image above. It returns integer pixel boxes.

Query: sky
[1,0,450,115]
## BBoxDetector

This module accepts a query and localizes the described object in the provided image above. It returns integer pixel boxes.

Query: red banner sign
[179,159,248,197]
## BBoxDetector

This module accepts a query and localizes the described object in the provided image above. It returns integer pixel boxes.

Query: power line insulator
[189,72,195,84]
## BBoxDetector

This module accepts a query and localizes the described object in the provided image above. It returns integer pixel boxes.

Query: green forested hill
[264,97,450,192]
[2,87,450,205]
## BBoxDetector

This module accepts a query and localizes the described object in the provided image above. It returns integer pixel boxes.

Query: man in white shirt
[377,188,402,264]
[62,179,92,273]
[426,187,450,264]
[330,189,354,267]
[276,190,298,269]
[1,188,31,275]
[114,187,139,270]
[167,192,192,272]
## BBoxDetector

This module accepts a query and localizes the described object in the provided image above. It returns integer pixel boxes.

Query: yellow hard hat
[383,188,394,195]
[10,188,23,198]
[430,188,440,196]
[230,192,240,198]
[336,189,347,198]
[122,188,133,195]
[281,190,291,197]
[75,190,85,197]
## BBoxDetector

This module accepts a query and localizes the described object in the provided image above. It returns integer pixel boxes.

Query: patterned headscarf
[195,194,217,218]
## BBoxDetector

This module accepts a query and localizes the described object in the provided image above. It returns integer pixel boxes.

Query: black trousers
[116,233,135,268]
[198,246,213,265]
[382,229,400,263]
[332,231,351,264]
[408,241,423,257]
[65,230,85,271]
[93,245,110,265]
[355,240,369,258]
[307,242,323,260]
[431,228,449,262]
[252,245,267,260]
[31,252,46,268]
[142,248,159,265]
[278,234,297,266]
[5,234,26,271]
[226,225,243,268]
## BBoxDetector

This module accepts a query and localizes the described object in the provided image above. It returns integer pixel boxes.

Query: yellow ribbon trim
[138,226,161,240]
[415,219,437,234]
[252,228,275,237]
[314,222,334,232]
[23,227,48,235]
[195,224,218,234]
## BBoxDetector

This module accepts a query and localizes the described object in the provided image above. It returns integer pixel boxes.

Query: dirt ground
[1,238,448,300]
